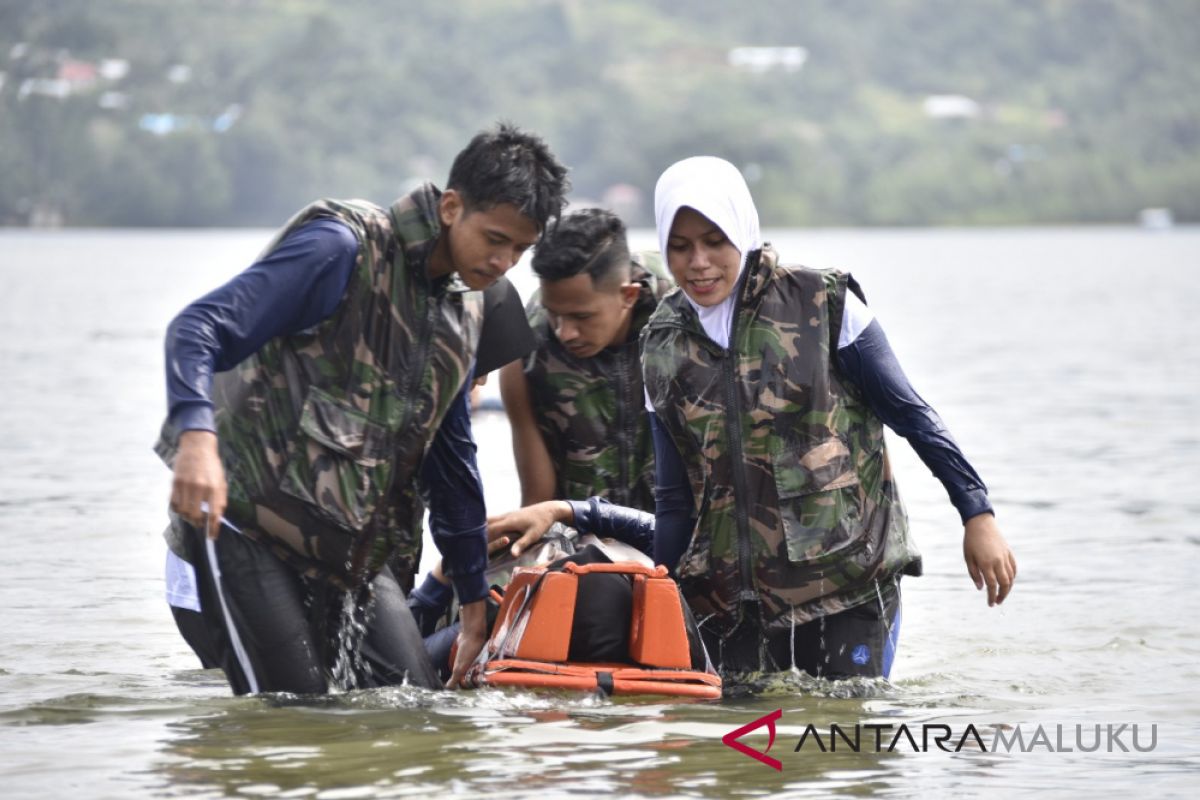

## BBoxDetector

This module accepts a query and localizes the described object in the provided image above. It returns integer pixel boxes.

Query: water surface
[1,227,1198,797]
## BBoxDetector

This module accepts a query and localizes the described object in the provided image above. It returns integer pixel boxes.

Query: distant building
[18,78,71,100]
[728,46,808,74]
[58,59,98,87]
[98,59,130,81]
[139,113,187,135]
[15,55,122,100]
[923,94,981,120]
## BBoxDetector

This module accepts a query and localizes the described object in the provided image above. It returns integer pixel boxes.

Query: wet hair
[446,122,570,232]
[531,208,631,290]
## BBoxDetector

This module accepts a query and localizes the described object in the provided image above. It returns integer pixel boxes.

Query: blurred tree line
[1,0,1197,226]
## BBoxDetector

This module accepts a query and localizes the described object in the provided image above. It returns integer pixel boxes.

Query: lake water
[1,227,1198,798]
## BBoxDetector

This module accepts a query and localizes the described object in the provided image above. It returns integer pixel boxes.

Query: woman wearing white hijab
[641,156,1016,679]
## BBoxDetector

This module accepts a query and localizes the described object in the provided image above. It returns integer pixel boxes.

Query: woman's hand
[486,500,573,557]
[962,513,1017,606]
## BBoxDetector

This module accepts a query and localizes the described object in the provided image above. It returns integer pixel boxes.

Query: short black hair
[446,122,570,232]
[531,208,631,289]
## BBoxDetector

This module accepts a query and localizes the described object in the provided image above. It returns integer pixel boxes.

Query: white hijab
[654,156,762,349]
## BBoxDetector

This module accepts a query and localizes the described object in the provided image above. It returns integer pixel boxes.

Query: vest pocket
[279,387,395,531]
[772,438,863,563]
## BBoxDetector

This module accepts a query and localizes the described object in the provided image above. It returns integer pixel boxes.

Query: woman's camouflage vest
[156,185,483,589]
[523,252,672,511]
[641,245,921,634]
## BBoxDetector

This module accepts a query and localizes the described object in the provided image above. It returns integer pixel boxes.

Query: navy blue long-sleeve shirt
[164,219,490,602]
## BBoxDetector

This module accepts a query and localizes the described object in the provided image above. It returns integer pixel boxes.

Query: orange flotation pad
[466,561,721,699]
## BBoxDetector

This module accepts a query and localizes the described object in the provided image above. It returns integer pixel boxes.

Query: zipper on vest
[647,311,755,602]
[614,347,631,507]
[720,291,758,605]
[351,279,438,585]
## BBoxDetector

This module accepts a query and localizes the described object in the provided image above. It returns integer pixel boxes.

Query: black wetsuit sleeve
[836,319,993,523]
[164,219,358,432]
[566,498,655,556]
[420,377,489,604]
[649,412,696,574]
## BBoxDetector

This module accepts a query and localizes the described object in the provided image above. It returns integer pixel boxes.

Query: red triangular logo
[722,708,783,771]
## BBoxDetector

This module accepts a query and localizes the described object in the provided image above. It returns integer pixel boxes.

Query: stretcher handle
[561,561,668,578]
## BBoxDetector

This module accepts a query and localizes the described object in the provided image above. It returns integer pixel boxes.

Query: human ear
[439,189,464,228]
[620,283,640,308]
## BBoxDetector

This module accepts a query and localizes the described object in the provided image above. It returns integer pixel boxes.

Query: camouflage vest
[641,245,921,634]
[156,184,483,589]
[523,252,672,511]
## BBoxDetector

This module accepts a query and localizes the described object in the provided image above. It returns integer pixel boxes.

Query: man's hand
[486,500,572,557]
[170,430,227,540]
[963,513,1017,607]
[446,598,488,689]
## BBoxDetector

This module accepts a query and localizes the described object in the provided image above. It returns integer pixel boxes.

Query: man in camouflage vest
[158,124,569,695]
[499,209,673,519]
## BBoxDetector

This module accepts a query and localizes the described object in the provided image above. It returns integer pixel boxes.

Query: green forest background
[2,0,1197,227]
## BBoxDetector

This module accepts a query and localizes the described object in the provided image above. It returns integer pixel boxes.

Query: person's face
[540,272,639,358]
[665,207,742,307]
[440,190,540,291]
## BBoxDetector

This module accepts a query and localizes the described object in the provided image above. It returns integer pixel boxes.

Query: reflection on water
[153,681,920,798]
[1,227,1198,797]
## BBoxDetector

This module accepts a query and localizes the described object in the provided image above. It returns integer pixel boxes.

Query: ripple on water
[719,669,896,700]
[0,690,243,727]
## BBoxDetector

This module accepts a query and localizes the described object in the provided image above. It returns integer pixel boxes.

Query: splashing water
[875,579,895,648]
[789,608,798,674]
[819,614,829,670]
[817,571,830,671]
[720,668,894,699]
[695,613,718,675]
[329,589,374,691]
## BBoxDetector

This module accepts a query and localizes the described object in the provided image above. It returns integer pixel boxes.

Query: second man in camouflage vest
[500,209,672,513]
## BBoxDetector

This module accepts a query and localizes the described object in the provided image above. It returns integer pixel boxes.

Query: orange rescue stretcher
[465,561,722,699]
